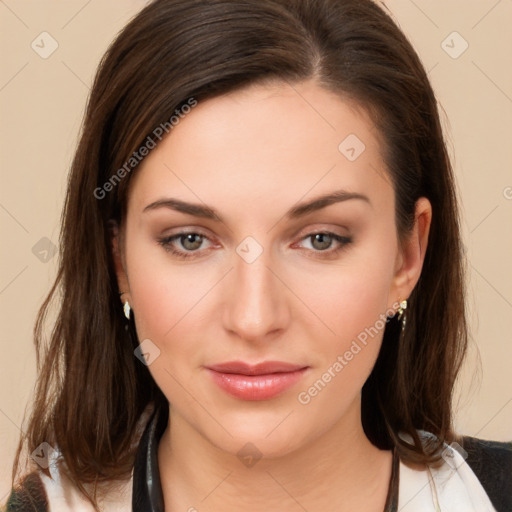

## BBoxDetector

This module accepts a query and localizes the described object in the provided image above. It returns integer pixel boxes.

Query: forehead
[127,80,392,218]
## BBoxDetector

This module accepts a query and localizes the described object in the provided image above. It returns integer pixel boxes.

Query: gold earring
[397,299,407,330]
[397,299,407,319]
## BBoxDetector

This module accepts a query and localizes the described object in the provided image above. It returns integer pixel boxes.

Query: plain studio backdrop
[0,0,511,501]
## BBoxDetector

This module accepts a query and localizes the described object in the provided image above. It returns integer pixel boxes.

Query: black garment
[459,435,512,512]
[4,472,48,512]
[132,405,167,511]
[6,406,512,511]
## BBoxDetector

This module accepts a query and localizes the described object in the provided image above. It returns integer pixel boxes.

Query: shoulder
[4,407,151,512]
[399,430,511,511]
[4,472,48,512]
[5,467,132,512]
[458,435,512,512]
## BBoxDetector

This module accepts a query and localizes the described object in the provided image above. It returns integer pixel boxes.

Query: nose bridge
[223,242,288,340]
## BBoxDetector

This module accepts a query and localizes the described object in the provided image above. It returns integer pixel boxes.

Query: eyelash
[157,232,212,259]
[157,230,353,260]
[294,232,353,258]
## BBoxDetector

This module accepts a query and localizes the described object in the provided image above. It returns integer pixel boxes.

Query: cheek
[126,236,212,341]
[294,270,392,417]
[293,252,395,350]
[296,273,389,388]
[290,240,396,403]
[125,242,210,404]
[125,234,229,399]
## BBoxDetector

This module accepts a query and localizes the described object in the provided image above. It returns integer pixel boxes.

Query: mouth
[205,361,309,401]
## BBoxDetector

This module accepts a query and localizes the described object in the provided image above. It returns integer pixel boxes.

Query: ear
[388,197,432,311]
[109,220,130,303]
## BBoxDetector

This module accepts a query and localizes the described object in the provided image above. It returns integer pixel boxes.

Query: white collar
[398,433,496,511]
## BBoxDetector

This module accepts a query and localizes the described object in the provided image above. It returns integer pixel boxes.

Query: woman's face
[114,79,430,458]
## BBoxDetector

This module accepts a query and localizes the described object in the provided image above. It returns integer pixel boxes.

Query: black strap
[132,405,168,512]
[384,445,400,511]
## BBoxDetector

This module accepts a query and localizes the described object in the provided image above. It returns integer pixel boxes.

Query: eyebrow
[142,189,371,221]
[287,190,371,217]
[143,197,222,220]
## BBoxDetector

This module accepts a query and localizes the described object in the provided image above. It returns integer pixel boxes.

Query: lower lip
[207,368,308,401]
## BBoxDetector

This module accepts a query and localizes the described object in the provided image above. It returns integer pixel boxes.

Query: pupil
[183,234,201,250]
[313,233,331,250]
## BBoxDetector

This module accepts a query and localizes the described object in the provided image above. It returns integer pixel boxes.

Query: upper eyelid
[160,222,350,239]
[159,227,215,243]
[162,225,348,236]
[163,231,215,246]
[292,232,351,250]
[156,221,351,239]
[292,225,351,249]
[157,233,212,258]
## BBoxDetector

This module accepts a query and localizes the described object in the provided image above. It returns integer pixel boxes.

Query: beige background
[1,0,511,502]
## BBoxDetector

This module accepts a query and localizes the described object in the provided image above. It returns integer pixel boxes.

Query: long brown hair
[12,0,468,508]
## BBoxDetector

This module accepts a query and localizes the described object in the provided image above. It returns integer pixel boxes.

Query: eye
[295,232,352,258]
[307,233,335,251]
[177,233,204,251]
[158,231,212,259]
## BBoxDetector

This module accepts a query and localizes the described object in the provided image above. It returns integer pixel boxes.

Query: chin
[198,410,311,462]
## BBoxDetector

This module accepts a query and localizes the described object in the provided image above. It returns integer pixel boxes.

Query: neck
[158,396,392,512]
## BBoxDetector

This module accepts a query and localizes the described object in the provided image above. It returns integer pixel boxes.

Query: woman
[5,0,511,511]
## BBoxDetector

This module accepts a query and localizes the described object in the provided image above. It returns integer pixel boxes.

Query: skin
[112,79,432,511]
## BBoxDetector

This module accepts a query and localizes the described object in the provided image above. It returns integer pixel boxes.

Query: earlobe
[390,197,432,304]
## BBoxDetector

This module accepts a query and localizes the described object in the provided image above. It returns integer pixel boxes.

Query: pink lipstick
[205,361,308,400]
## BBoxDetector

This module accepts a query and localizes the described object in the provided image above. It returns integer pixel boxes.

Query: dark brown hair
[12,0,468,509]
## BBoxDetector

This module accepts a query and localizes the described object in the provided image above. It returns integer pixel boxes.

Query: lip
[205,361,309,401]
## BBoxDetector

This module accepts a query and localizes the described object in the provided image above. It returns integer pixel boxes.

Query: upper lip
[206,361,307,375]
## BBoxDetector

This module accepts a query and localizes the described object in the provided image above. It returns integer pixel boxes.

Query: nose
[222,246,290,343]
